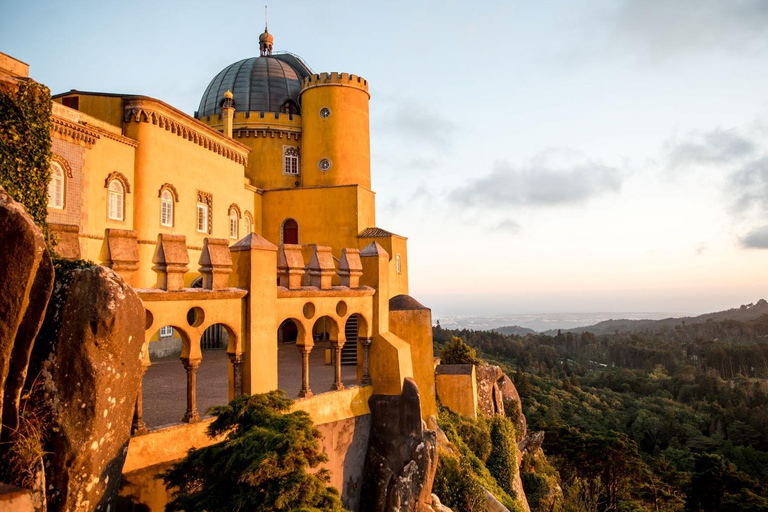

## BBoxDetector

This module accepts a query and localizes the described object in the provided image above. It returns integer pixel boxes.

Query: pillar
[308,245,335,289]
[360,337,373,386]
[181,357,201,423]
[228,352,244,397]
[277,244,306,289]
[199,237,233,290]
[298,344,313,398]
[152,234,189,291]
[331,339,344,391]
[339,248,363,288]
[131,359,151,435]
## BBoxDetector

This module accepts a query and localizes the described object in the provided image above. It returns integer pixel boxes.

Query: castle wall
[435,364,478,418]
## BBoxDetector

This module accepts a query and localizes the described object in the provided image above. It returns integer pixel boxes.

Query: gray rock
[498,373,527,440]
[31,266,144,512]
[475,365,505,419]
[361,378,438,512]
[0,186,53,439]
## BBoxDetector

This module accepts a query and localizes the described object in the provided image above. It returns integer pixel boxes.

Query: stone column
[181,358,201,423]
[307,245,336,289]
[298,345,313,398]
[152,234,189,291]
[131,360,151,435]
[360,337,373,385]
[106,229,140,286]
[199,237,233,290]
[228,352,244,397]
[331,339,344,391]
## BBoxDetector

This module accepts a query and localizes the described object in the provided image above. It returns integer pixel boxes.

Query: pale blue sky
[3,1,768,316]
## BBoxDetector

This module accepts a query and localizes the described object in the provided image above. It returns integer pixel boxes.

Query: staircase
[341,316,358,366]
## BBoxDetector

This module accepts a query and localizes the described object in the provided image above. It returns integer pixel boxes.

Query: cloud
[609,0,768,59]
[377,99,457,148]
[450,148,623,209]
[496,218,521,234]
[695,242,707,255]
[728,156,768,216]
[665,128,756,169]
[740,225,768,249]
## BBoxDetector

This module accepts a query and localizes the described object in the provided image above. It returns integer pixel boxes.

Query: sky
[3,0,768,317]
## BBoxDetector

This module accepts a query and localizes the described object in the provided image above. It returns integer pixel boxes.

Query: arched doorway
[196,323,232,417]
[282,218,298,244]
[142,325,189,428]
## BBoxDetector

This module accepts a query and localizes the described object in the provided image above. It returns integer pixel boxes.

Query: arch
[278,318,302,343]
[281,218,298,244]
[190,276,203,288]
[158,183,179,202]
[107,179,125,221]
[48,161,64,209]
[347,313,370,339]
[104,171,131,193]
[281,99,299,115]
[228,204,241,240]
[312,315,340,343]
[201,322,237,352]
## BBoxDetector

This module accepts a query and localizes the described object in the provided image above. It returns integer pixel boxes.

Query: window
[159,326,173,338]
[160,190,173,227]
[108,180,124,220]
[318,158,331,171]
[283,146,300,175]
[396,254,402,274]
[229,208,238,239]
[48,162,64,209]
[282,218,298,244]
[62,96,79,110]
[244,212,253,234]
[196,203,208,233]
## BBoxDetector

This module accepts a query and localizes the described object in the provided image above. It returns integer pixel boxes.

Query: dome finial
[259,5,273,57]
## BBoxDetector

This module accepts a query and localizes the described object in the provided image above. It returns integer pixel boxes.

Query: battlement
[301,72,370,96]
[203,110,302,128]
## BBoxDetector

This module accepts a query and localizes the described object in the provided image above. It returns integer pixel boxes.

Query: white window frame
[396,254,402,274]
[48,162,64,209]
[196,203,208,233]
[283,146,300,175]
[108,180,124,221]
[160,190,173,227]
[244,214,253,234]
[229,209,238,239]
[159,325,173,338]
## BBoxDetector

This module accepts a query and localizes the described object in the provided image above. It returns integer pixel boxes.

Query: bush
[162,391,345,512]
[440,336,480,365]
[433,452,488,512]
[486,416,518,497]
[0,78,52,240]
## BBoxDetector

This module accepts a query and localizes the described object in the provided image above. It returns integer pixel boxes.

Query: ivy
[0,78,52,240]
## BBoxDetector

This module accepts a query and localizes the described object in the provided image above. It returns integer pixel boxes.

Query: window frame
[396,254,402,274]
[108,179,125,221]
[159,326,173,338]
[48,162,64,209]
[283,146,300,175]
[196,203,209,233]
[160,190,174,227]
[229,208,239,239]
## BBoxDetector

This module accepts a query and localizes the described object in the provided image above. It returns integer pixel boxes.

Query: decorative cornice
[158,183,179,202]
[228,203,241,218]
[51,154,73,178]
[51,115,99,147]
[123,98,249,166]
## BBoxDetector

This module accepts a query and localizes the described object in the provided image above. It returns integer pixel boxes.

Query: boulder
[361,378,438,512]
[30,266,145,512]
[0,186,53,438]
[429,494,454,512]
[475,365,505,419]
[498,373,527,440]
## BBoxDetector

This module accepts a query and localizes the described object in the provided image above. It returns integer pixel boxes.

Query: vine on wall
[0,78,52,239]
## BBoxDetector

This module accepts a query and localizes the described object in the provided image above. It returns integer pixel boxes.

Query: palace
[1,26,438,510]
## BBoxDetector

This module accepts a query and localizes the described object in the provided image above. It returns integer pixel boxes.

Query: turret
[221,90,234,138]
[300,72,371,189]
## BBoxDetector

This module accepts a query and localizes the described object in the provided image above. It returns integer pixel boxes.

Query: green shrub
[0,79,52,240]
[162,391,344,512]
[521,472,550,511]
[440,336,480,365]
[486,416,518,497]
[433,452,488,512]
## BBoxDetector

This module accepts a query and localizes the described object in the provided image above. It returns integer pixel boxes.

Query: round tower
[299,72,371,189]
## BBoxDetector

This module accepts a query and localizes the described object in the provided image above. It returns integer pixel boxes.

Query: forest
[433,314,768,511]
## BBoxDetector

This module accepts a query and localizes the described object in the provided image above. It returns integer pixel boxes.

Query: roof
[196,54,313,118]
[358,227,403,238]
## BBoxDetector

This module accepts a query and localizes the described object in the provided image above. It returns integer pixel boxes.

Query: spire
[259,5,273,56]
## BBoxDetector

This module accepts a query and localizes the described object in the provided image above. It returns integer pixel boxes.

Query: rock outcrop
[30,266,144,512]
[361,378,438,512]
[498,373,527,439]
[475,365,506,419]
[0,186,54,438]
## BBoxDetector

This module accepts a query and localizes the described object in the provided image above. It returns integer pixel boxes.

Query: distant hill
[539,299,768,336]
[492,325,538,336]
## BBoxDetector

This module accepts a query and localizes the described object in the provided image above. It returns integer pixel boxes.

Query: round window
[320,107,331,118]
[318,158,332,171]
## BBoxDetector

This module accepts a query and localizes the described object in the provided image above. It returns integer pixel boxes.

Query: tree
[486,417,518,497]
[162,391,345,512]
[440,336,480,365]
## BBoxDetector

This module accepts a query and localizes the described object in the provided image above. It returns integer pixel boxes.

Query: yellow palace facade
[46,28,409,296]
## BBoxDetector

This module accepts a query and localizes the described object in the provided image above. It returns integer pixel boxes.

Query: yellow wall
[358,234,409,299]
[300,73,370,189]
[123,111,253,288]
[389,308,437,420]
[53,93,125,128]
[435,366,478,419]
[262,185,374,259]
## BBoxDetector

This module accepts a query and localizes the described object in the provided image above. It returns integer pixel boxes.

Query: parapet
[301,72,370,97]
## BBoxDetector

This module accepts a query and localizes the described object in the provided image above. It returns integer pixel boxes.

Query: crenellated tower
[299,72,371,189]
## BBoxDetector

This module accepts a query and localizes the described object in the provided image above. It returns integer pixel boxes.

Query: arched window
[48,162,64,209]
[160,190,173,227]
[108,180,124,220]
[281,100,299,115]
[282,218,298,244]
[229,207,239,239]
[244,211,254,234]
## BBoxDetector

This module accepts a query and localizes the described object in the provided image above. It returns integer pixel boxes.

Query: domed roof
[196,54,312,118]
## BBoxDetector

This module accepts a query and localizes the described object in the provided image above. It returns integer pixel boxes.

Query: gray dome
[196,54,312,118]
